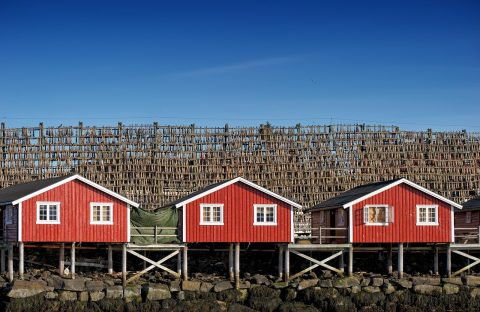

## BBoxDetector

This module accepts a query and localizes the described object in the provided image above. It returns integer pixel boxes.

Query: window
[363,205,392,225]
[466,212,472,224]
[36,202,60,224]
[416,205,438,225]
[338,209,345,226]
[319,211,325,224]
[5,206,13,225]
[254,204,277,225]
[90,203,113,224]
[200,204,224,225]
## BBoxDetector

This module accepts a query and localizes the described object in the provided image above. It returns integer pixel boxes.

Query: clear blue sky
[1,1,479,130]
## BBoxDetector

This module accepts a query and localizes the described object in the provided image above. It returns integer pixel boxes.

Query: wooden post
[387,245,393,275]
[1,248,5,273]
[284,247,290,281]
[434,246,439,275]
[8,243,13,282]
[319,227,322,244]
[278,245,284,279]
[398,243,404,279]
[143,251,147,270]
[19,242,24,279]
[447,244,452,277]
[348,245,353,276]
[182,246,188,280]
[154,226,158,244]
[71,243,76,279]
[107,245,113,274]
[478,225,480,243]
[177,249,182,276]
[122,243,127,286]
[59,243,65,276]
[229,244,234,281]
[338,250,345,273]
[234,243,240,289]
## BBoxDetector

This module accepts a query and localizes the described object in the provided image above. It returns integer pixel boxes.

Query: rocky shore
[2,269,480,311]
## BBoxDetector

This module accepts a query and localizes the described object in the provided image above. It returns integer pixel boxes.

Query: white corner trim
[12,174,140,208]
[90,202,114,225]
[36,201,61,224]
[127,204,131,243]
[174,177,302,209]
[347,206,353,243]
[342,178,462,209]
[182,205,186,242]
[18,202,22,242]
[451,206,455,243]
[253,204,278,225]
[290,205,294,243]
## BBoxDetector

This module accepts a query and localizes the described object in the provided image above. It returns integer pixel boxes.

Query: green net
[130,206,179,244]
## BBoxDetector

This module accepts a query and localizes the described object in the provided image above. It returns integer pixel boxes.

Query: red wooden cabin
[165,177,302,243]
[0,174,139,244]
[454,197,480,243]
[308,178,462,244]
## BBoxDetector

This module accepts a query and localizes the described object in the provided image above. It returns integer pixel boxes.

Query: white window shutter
[363,206,368,224]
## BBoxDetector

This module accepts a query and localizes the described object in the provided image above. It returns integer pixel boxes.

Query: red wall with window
[352,183,453,243]
[184,181,293,243]
[21,179,129,243]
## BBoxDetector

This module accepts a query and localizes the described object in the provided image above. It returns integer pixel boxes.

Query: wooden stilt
[284,247,290,281]
[182,246,188,280]
[398,243,404,279]
[434,246,439,275]
[338,250,344,273]
[122,243,127,286]
[348,245,353,276]
[59,243,65,276]
[234,243,240,289]
[107,245,113,274]
[387,245,393,275]
[229,244,234,281]
[19,242,24,279]
[177,249,182,276]
[1,248,5,273]
[447,244,452,277]
[71,243,76,279]
[8,243,13,282]
[143,251,147,270]
[278,245,284,280]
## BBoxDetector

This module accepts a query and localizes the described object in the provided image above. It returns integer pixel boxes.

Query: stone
[124,285,142,303]
[351,286,361,294]
[238,289,249,302]
[90,291,105,302]
[63,278,86,291]
[394,279,413,289]
[413,285,442,295]
[464,275,480,286]
[384,284,396,295]
[145,284,171,301]
[443,283,459,295]
[176,291,185,300]
[360,278,371,287]
[371,278,384,287]
[411,276,441,286]
[282,288,297,301]
[182,280,201,292]
[59,291,77,301]
[319,279,333,288]
[169,280,181,292]
[106,285,124,299]
[85,280,105,292]
[238,281,251,289]
[297,278,318,291]
[214,281,233,292]
[7,280,48,298]
[78,291,89,302]
[252,274,270,285]
[44,291,58,300]
[322,270,333,279]
[272,282,289,289]
[442,277,463,286]
[333,276,360,288]
[200,282,214,292]
[47,276,64,290]
[362,286,381,293]
[471,288,480,298]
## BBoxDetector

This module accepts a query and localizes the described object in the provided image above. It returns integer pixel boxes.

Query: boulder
[442,277,463,286]
[297,279,318,291]
[86,280,105,292]
[351,286,361,294]
[272,282,289,289]
[443,283,459,295]
[360,278,371,287]
[44,291,58,300]
[239,281,251,289]
[471,288,480,298]
[78,291,89,302]
[106,285,124,299]
[333,276,360,288]
[124,285,142,303]
[214,281,233,292]
[362,286,381,293]
[145,284,171,301]
[182,280,201,292]
[413,285,442,295]
[63,278,86,291]
[464,275,480,287]
[200,282,214,292]
[318,279,333,288]
[383,283,396,295]
[169,280,181,292]
[371,278,384,287]
[47,276,64,290]
[394,279,413,289]
[59,291,77,301]
[7,280,49,299]
[90,291,105,302]
[252,274,270,285]
[411,276,441,286]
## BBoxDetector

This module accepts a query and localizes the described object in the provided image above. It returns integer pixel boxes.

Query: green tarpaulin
[130,206,180,244]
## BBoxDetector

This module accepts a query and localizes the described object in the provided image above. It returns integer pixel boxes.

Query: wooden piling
[284,247,290,282]
[234,243,240,289]
[71,243,76,279]
[8,244,13,282]
[182,246,188,280]
[122,243,127,286]
[1,248,5,273]
[434,246,439,275]
[398,243,404,279]
[348,245,353,276]
[387,245,393,275]
[339,250,345,273]
[447,244,452,277]
[107,245,113,274]
[177,249,182,276]
[278,245,284,279]
[229,244,234,281]
[59,243,65,276]
[19,242,24,279]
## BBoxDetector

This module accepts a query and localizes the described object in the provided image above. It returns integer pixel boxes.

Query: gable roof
[462,197,480,211]
[0,174,139,207]
[308,178,462,211]
[164,177,302,209]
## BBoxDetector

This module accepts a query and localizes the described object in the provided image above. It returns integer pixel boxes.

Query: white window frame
[36,201,61,224]
[466,211,472,224]
[254,204,277,226]
[200,204,224,225]
[416,204,439,226]
[363,205,391,226]
[90,202,114,225]
[5,205,13,225]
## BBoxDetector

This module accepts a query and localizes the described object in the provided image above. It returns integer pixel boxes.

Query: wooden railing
[295,227,348,244]
[454,227,480,244]
[130,226,178,244]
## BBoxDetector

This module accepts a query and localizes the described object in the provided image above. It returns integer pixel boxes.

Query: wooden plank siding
[184,181,292,243]
[5,205,18,242]
[455,211,480,230]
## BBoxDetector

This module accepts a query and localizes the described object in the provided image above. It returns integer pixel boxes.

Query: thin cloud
[171,55,302,77]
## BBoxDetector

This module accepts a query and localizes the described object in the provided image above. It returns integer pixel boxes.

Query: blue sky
[0,1,479,130]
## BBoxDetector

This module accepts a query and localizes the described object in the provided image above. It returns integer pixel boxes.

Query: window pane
[266,207,274,222]
[257,207,264,222]
[39,205,48,220]
[428,207,436,223]
[93,206,101,221]
[203,206,211,222]
[102,206,110,221]
[49,205,57,221]
[377,207,386,223]
[213,206,221,222]
[419,207,426,222]
[368,207,376,223]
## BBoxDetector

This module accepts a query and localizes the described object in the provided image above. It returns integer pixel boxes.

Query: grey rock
[464,275,480,286]
[360,278,371,287]
[59,291,77,302]
[182,280,201,291]
[7,280,48,298]
[443,283,459,295]
[200,282,214,292]
[252,274,270,285]
[44,291,58,300]
[351,286,361,294]
[411,276,441,286]
[319,279,333,288]
[413,284,442,295]
[86,280,105,292]
[239,280,251,289]
[63,278,86,291]
[272,281,289,289]
[145,284,171,301]
[90,291,105,302]
[124,285,142,303]
[333,277,360,288]
[384,284,396,294]
[394,279,413,289]
[106,285,124,299]
[214,281,233,292]
[471,288,480,298]
[169,280,181,292]
[442,277,463,286]
[283,288,297,301]
[297,278,318,291]
[176,290,185,300]
[362,286,381,293]
[47,276,64,290]
[322,270,333,279]
[371,278,384,287]
[78,291,89,302]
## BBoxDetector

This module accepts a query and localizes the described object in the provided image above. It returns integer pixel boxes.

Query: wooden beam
[447,244,452,277]
[229,244,234,281]
[289,249,344,279]
[59,243,64,276]
[451,249,480,277]
[398,243,403,279]
[71,243,75,279]
[8,244,13,282]
[122,243,127,286]
[235,243,240,289]
[126,249,180,283]
[19,242,24,279]
[285,247,290,281]
[348,245,353,276]
[183,246,188,280]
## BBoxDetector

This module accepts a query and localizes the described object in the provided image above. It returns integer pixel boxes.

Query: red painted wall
[352,183,452,243]
[21,180,128,243]
[184,182,292,243]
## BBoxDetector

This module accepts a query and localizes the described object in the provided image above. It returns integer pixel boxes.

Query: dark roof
[0,175,74,204]
[160,178,236,209]
[462,197,480,211]
[308,178,402,211]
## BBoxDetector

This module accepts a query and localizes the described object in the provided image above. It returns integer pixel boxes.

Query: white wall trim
[347,206,353,243]
[182,205,186,242]
[451,206,455,243]
[127,204,131,242]
[18,202,22,242]
[290,205,294,243]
